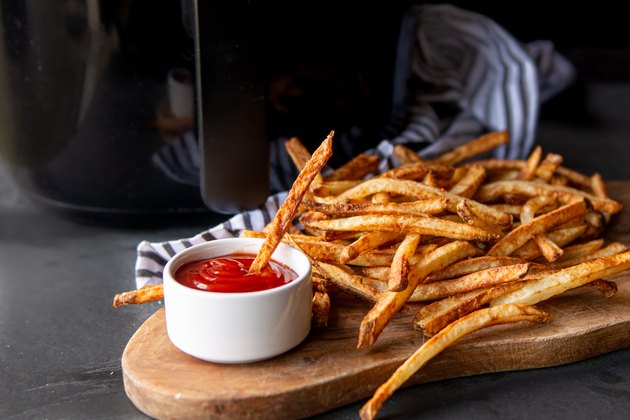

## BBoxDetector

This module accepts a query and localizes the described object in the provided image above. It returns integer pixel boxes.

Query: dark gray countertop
[2,82,630,419]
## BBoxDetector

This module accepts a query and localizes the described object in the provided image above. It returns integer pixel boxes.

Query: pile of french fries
[247,130,630,419]
[114,130,630,420]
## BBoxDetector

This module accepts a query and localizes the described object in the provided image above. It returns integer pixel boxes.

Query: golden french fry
[250,132,334,272]
[550,242,627,269]
[493,251,630,305]
[371,192,390,204]
[393,144,423,164]
[488,200,587,257]
[474,159,592,190]
[535,153,563,181]
[550,175,569,187]
[554,239,605,262]
[489,204,523,217]
[359,266,391,281]
[422,171,448,188]
[358,241,482,348]
[456,199,506,237]
[427,256,532,282]
[325,153,380,181]
[449,164,486,198]
[387,233,421,291]
[312,291,331,328]
[284,137,324,185]
[341,232,403,264]
[317,262,380,302]
[512,224,587,260]
[312,180,363,197]
[289,239,347,263]
[335,177,513,227]
[380,162,454,181]
[521,195,563,262]
[590,173,608,198]
[312,276,331,293]
[476,180,623,214]
[434,131,509,165]
[359,304,549,420]
[533,234,565,262]
[113,284,164,307]
[409,263,530,302]
[520,195,558,221]
[588,279,618,299]
[302,214,499,242]
[517,145,542,180]
[301,198,448,217]
[555,166,596,190]
[414,281,529,336]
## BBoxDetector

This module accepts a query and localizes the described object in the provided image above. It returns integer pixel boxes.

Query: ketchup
[174,254,298,293]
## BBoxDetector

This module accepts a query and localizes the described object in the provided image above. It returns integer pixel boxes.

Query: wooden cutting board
[122,181,630,419]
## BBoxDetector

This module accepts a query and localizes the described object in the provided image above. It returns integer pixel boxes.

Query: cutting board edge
[122,307,630,419]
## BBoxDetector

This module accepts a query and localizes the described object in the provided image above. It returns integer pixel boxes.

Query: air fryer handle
[193,0,269,214]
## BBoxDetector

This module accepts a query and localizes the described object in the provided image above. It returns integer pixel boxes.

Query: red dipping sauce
[174,254,298,293]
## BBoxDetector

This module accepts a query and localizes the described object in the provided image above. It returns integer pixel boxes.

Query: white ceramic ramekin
[163,238,312,363]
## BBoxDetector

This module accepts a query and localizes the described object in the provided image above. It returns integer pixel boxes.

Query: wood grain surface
[122,181,630,419]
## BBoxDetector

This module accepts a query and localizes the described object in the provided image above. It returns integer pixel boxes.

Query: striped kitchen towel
[388,4,575,160]
[136,4,575,288]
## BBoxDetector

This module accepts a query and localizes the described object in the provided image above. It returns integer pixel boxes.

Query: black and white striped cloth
[388,4,575,160]
[136,4,575,288]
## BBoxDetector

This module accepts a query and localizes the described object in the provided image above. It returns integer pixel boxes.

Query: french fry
[301,198,448,217]
[588,279,618,299]
[433,131,510,165]
[393,144,423,164]
[409,263,530,302]
[488,200,587,257]
[325,153,380,181]
[427,256,533,282]
[492,251,630,305]
[535,153,563,181]
[302,214,499,242]
[490,204,523,216]
[550,242,627,269]
[380,162,454,181]
[371,192,391,204]
[512,224,587,260]
[359,266,391,281]
[335,178,512,226]
[317,262,380,302]
[474,159,592,190]
[341,232,403,264]
[312,276,331,293]
[413,281,530,336]
[387,233,421,291]
[591,173,608,199]
[250,132,334,272]
[358,241,482,348]
[112,284,164,307]
[521,195,563,262]
[476,180,623,214]
[456,199,506,237]
[284,137,324,186]
[449,164,486,198]
[521,195,558,221]
[553,239,605,263]
[312,180,363,196]
[359,304,549,420]
[312,291,331,328]
[517,146,542,180]
[460,198,513,229]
